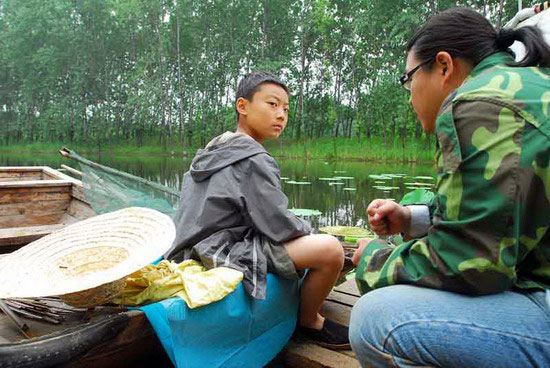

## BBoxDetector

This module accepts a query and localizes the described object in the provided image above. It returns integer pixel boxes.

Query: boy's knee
[317,235,344,267]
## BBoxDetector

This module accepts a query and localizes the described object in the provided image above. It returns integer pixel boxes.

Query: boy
[165,71,349,349]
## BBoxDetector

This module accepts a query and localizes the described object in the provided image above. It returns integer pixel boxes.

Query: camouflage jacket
[356,52,550,295]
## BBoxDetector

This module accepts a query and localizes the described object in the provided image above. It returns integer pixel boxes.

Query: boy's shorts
[261,236,303,280]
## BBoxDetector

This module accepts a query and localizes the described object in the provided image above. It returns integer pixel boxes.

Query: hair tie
[496,28,516,50]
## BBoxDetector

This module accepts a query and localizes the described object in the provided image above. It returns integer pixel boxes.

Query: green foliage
[0,0,518,159]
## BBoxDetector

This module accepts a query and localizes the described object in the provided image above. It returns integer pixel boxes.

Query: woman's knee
[350,289,405,367]
[350,289,393,348]
[350,286,423,350]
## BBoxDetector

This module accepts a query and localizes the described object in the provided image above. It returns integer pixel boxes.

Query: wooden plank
[65,311,171,368]
[282,340,360,368]
[0,167,82,184]
[0,224,65,247]
[0,200,70,217]
[0,190,71,205]
[0,167,49,171]
[66,199,95,220]
[0,180,73,189]
[0,172,44,181]
[0,185,71,194]
[42,167,82,185]
[282,296,361,368]
[0,211,66,229]
[60,165,83,178]
[326,291,359,308]
[71,184,88,203]
[320,300,352,327]
[334,278,361,297]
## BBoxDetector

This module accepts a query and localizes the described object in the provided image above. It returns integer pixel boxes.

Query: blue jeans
[349,285,550,368]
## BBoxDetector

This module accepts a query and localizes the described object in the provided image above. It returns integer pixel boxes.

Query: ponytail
[498,26,550,67]
[408,8,550,69]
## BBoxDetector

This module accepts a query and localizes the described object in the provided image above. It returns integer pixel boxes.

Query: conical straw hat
[0,207,175,299]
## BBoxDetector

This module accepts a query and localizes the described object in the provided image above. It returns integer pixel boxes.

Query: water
[0,152,436,228]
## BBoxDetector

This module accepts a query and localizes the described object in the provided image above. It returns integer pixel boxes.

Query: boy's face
[236,83,289,143]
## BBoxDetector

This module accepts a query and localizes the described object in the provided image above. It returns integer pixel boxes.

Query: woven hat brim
[0,207,175,298]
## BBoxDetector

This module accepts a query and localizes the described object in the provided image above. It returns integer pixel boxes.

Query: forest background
[0,0,521,162]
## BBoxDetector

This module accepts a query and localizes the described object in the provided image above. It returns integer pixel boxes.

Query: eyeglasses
[399,59,432,91]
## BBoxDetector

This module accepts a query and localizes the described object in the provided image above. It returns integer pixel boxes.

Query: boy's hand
[352,238,372,266]
[367,199,411,236]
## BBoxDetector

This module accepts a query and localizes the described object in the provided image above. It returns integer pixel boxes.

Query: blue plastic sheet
[139,274,299,368]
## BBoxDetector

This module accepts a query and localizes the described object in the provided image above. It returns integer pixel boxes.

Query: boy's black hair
[235,71,289,119]
[407,7,550,69]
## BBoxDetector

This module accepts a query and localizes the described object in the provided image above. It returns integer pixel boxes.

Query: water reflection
[0,152,436,228]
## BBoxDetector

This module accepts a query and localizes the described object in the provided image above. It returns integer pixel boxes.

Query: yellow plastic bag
[114,260,243,309]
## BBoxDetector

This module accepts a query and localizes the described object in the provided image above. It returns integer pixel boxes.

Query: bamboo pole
[60,164,82,178]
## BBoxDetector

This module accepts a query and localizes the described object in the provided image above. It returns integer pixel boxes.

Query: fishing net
[60,148,180,217]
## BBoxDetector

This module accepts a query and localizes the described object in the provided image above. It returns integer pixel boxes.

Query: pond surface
[0,152,436,228]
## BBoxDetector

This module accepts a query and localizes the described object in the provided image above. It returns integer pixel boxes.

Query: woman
[350,7,550,368]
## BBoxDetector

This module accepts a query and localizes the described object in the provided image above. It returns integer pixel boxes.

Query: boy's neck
[236,123,263,143]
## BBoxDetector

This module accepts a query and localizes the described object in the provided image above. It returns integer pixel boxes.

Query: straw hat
[0,207,175,305]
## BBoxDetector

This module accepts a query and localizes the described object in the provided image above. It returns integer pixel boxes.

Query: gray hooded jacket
[165,132,311,299]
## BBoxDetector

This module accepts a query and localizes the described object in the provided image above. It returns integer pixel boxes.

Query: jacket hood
[189,132,267,181]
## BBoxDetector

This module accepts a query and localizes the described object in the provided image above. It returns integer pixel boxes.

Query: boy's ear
[236,97,248,116]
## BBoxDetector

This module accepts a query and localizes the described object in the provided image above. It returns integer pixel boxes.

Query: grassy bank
[264,137,434,163]
[0,137,435,163]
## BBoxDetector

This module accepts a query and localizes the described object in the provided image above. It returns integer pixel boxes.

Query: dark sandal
[296,319,351,350]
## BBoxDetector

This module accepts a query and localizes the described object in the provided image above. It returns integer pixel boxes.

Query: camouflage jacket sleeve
[356,96,550,295]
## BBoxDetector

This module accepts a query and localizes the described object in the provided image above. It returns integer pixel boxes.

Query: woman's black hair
[407,7,550,68]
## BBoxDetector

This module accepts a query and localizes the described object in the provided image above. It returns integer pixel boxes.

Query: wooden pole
[59,147,180,197]
[60,164,82,178]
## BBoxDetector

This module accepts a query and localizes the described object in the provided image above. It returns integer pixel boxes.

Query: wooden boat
[0,166,361,368]
[0,166,171,368]
[0,166,94,254]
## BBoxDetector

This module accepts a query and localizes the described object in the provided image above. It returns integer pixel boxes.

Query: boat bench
[273,278,361,368]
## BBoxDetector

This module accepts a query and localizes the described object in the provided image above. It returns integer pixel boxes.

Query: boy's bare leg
[283,234,344,330]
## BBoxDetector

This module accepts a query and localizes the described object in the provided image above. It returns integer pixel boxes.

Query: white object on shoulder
[509,8,550,61]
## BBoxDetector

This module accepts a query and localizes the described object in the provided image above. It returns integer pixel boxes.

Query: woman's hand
[367,199,411,236]
[352,237,372,266]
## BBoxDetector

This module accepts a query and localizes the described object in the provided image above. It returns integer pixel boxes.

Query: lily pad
[404,182,434,187]
[333,171,347,173]
[343,188,356,191]
[329,182,345,186]
[373,186,399,190]
[318,177,342,181]
[414,176,435,180]
[333,176,354,180]
[381,174,405,178]
[286,181,311,185]
[280,177,289,180]
[399,188,435,206]
[289,208,322,216]
[319,226,374,237]
[368,174,392,180]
